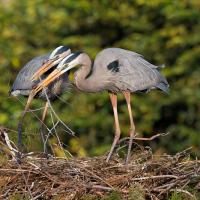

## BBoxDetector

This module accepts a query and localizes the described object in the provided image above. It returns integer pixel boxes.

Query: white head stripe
[50,46,64,58]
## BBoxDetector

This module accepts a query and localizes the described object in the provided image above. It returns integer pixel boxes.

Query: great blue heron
[34,48,169,163]
[10,46,72,151]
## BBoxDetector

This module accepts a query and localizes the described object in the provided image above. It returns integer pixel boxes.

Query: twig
[42,86,75,136]
[134,132,170,141]
[170,189,197,199]
[32,190,48,200]
[87,185,113,191]
[132,175,178,181]
[0,129,18,160]
[76,164,114,189]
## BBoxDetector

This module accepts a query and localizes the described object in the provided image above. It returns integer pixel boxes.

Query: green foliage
[80,194,99,200]
[0,0,199,156]
[8,194,30,200]
[128,184,145,200]
[169,191,196,200]
[101,191,123,200]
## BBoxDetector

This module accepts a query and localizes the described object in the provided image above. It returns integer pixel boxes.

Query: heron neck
[75,62,100,92]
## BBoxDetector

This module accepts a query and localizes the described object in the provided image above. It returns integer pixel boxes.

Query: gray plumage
[10,46,72,151]
[10,46,71,100]
[94,48,169,93]
[63,48,169,94]
[41,47,169,163]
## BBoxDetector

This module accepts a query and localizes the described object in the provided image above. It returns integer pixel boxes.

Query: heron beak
[31,52,69,81]
[34,69,62,93]
[31,60,55,81]
[34,63,76,93]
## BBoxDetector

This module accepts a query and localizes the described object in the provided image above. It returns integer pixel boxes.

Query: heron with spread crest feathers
[33,48,169,164]
[10,46,72,151]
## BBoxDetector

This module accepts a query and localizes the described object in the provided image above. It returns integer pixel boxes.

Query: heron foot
[125,130,135,165]
[106,133,120,163]
[17,122,23,151]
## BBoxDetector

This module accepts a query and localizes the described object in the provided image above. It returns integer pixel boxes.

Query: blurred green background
[0,0,199,157]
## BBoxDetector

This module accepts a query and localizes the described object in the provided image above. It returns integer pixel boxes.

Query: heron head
[34,51,92,93]
[49,45,71,59]
[56,51,83,71]
[31,46,72,81]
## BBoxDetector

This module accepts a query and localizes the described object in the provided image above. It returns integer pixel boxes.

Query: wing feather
[114,54,165,92]
[11,54,50,91]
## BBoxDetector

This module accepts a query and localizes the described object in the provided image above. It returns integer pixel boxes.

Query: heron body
[10,46,72,151]
[35,47,169,164]
[72,48,169,94]
[10,46,71,100]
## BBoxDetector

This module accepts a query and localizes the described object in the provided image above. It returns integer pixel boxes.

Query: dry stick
[132,175,178,181]
[119,132,169,143]
[42,86,75,136]
[1,130,18,160]
[26,106,46,112]
[170,189,197,200]
[1,173,19,195]
[75,163,114,189]
[147,193,160,200]
[55,117,71,152]
[16,165,34,199]
[32,190,48,200]
[134,132,170,141]
[25,170,32,195]
[36,169,65,185]
[86,185,113,191]
[0,189,11,198]
[153,181,178,191]
[0,168,32,172]
[41,83,75,156]
[15,91,68,157]
[15,96,50,131]
[15,96,55,158]
[27,161,40,170]
[0,168,64,186]
[49,109,64,151]
[44,120,59,152]
[157,181,179,197]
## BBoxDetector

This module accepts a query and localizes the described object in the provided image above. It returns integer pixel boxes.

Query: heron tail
[156,82,169,94]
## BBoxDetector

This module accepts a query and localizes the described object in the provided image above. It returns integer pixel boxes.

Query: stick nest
[0,145,199,200]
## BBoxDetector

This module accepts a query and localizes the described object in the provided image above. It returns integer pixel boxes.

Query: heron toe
[125,129,135,165]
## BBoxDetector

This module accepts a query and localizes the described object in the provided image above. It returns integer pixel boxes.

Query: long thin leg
[106,93,121,162]
[40,101,48,155]
[18,90,36,150]
[123,91,136,164]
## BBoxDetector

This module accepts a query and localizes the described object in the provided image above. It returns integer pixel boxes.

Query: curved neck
[74,54,100,92]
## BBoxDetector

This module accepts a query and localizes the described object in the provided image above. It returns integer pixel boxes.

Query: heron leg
[106,93,121,162]
[40,101,49,155]
[123,91,136,164]
[18,90,36,151]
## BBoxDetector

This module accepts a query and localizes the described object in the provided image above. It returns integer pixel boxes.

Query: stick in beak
[34,69,63,93]
[31,59,55,81]
[33,53,74,94]
[31,55,66,81]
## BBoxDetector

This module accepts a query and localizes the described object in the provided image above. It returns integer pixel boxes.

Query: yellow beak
[31,59,55,81]
[33,59,76,94]
[31,52,69,81]
[34,69,64,93]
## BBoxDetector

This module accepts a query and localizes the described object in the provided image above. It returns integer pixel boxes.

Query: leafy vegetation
[0,0,199,157]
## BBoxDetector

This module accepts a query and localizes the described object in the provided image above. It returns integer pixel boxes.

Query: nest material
[0,146,199,200]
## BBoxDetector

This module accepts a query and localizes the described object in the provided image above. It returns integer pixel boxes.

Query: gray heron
[34,48,169,164]
[10,46,72,151]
